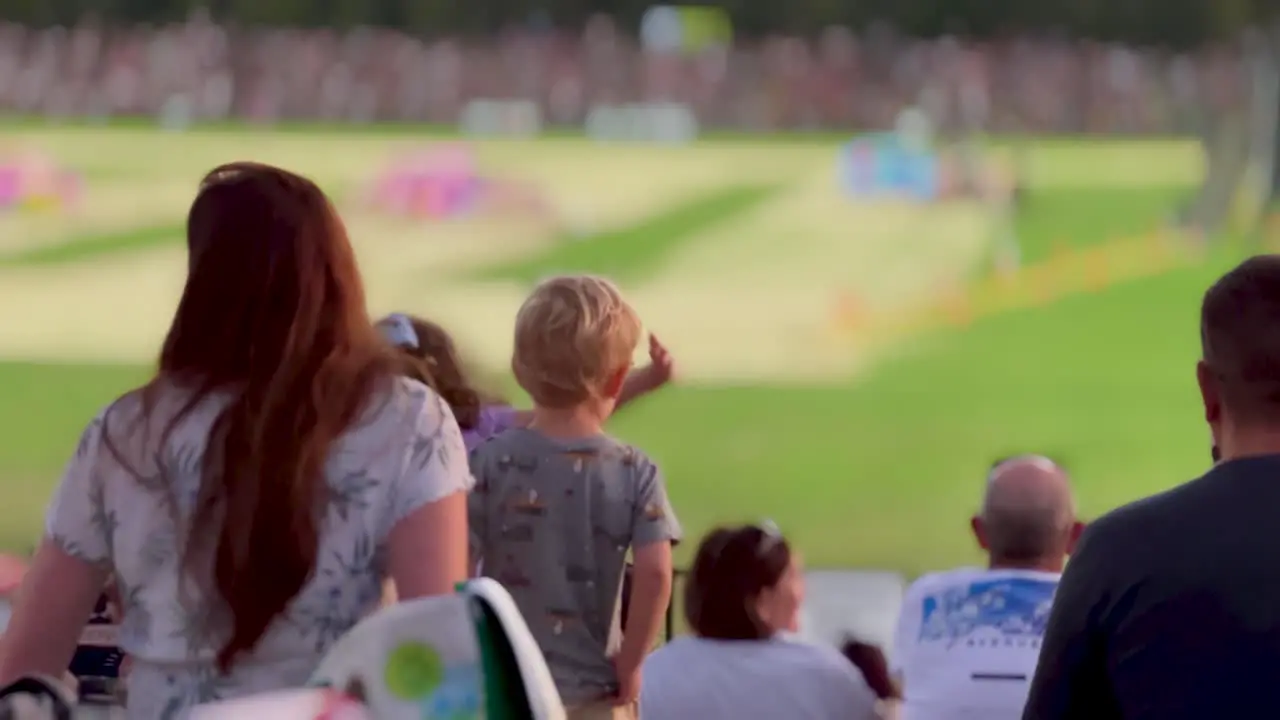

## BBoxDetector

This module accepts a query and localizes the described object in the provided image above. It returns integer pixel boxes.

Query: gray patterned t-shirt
[468,429,681,705]
[44,376,473,719]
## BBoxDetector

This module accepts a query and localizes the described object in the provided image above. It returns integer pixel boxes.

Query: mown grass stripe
[0,224,183,267]
[474,183,779,286]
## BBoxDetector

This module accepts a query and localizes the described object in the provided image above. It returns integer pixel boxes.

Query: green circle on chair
[384,641,445,700]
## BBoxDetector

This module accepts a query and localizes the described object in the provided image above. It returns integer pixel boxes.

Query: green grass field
[0,128,1229,577]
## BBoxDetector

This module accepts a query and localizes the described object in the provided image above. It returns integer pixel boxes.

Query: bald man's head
[973,456,1079,568]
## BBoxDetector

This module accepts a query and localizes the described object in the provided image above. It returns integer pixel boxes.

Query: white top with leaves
[45,377,473,719]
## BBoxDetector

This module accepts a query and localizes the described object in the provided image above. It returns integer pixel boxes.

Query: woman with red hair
[0,163,472,715]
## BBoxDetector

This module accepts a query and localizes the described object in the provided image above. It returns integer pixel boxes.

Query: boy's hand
[617,335,676,410]
[641,334,675,388]
[612,656,642,706]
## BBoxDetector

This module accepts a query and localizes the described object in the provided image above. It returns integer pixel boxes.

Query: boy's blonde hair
[512,274,642,408]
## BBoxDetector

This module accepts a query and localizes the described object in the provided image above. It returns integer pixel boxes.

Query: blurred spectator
[841,638,901,704]
[1025,255,1280,719]
[639,524,880,719]
[0,162,472,716]
[893,455,1082,720]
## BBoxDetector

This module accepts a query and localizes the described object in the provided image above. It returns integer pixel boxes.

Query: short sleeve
[388,388,474,529]
[45,415,112,566]
[630,454,682,548]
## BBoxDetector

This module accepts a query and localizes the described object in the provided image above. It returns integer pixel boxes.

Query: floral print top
[44,377,473,719]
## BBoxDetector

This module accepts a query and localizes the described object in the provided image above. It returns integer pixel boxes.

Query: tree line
[2,0,1277,48]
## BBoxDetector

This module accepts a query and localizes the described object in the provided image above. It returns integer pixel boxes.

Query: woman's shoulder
[645,635,845,665]
[358,377,449,432]
[640,636,705,678]
[770,637,879,708]
[91,383,221,460]
[764,636,870,681]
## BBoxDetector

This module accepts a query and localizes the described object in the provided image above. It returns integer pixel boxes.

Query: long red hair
[107,162,397,670]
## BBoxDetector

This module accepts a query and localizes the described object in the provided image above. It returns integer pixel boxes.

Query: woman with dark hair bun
[639,524,880,719]
[0,163,472,716]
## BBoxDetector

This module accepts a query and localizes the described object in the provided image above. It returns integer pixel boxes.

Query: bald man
[889,456,1085,720]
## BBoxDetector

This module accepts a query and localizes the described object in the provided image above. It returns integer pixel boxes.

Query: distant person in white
[640,523,879,720]
[892,456,1084,720]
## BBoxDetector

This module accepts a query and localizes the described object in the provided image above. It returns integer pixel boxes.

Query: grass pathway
[473,184,779,286]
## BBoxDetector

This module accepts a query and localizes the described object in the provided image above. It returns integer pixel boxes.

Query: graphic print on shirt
[917,578,1057,650]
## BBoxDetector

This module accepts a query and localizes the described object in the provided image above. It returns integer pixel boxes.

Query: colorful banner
[838,133,940,201]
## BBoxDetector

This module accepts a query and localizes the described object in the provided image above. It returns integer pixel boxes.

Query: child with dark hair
[377,312,674,452]
[840,638,902,714]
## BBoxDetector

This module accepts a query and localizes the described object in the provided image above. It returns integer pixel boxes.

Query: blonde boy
[468,275,681,720]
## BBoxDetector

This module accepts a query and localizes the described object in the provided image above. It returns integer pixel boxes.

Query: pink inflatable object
[369,144,485,220]
[0,152,82,212]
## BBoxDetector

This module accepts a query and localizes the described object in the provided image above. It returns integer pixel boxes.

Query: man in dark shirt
[1023,255,1280,719]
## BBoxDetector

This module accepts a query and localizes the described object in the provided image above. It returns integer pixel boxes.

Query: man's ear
[970,515,989,552]
[1066,520,1086,554]
[603,366,629,399]
[1197,360,1222,425]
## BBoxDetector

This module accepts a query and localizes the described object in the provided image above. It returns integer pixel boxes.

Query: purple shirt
[462,404,521,452]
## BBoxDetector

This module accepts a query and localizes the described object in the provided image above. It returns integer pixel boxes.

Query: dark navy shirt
[1024,455,1280,719]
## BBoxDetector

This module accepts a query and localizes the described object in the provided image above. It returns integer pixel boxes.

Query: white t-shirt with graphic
[891,567,1060,720]
[639,634,879,720]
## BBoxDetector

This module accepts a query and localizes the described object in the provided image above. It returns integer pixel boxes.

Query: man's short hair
[512,274,642,408]
[1201,255,1280,422]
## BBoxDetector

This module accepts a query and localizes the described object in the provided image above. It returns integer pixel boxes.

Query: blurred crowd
[0,14,1256,133]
